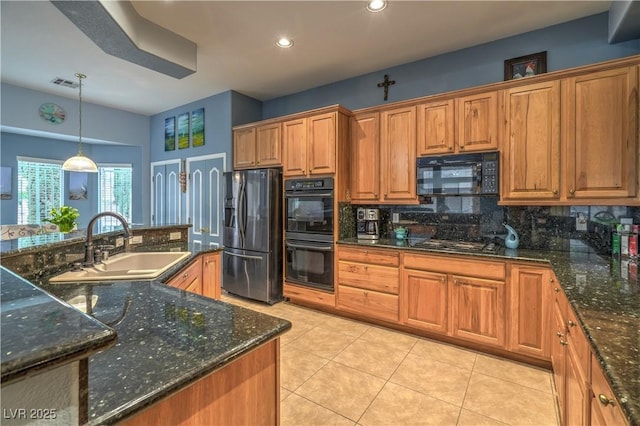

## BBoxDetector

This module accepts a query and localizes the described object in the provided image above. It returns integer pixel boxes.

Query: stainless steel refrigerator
[222,169,283,304]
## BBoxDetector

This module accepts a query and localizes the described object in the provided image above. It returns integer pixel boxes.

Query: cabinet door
[256,123,282,167]
[167,258,203,295]
[283,118,308,177]
[551,298,567,425]
[202,252,221,300]
[502,81,561,201]
[565,344,587,426]
[350,112,380,202]
[417,100,455,155]
[564,66,638,200]
[508,266,552,359]
[450,275,506,347]
[308,112,336,175]
[457,91,498,152]
[380,106,417,202]
[402,269,448,334]
[233,128,256,169]
[591,353,628,426]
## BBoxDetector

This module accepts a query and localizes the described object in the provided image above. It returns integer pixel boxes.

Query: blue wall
[262,13,640,118]
[0,133,143,228]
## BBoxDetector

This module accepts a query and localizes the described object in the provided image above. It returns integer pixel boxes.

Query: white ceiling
[1,1,611,116]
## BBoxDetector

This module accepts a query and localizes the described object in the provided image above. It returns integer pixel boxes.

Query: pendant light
[62,73,98,173]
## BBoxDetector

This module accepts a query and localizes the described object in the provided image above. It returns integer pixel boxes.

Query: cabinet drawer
[338,246,399,267]
[337,285,399,323]
[284,283,335,307]
[167,259,202,292]
[591,353,628,426]
[338,261,399,294]
[403,252,505,280]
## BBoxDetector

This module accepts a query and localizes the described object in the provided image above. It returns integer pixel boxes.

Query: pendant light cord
[75,73,86,155]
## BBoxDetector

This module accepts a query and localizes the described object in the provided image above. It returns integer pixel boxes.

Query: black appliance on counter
[222,169,282,304]
[284,177,334,292]
[417,152,499,196]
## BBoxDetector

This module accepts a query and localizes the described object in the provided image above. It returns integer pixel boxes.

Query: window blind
[17,159,63,224]
[98,165,132,232]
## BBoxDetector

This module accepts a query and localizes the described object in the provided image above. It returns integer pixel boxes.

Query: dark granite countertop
[39,280,291,425]
[0,268,117,385]
[338,238,640,426]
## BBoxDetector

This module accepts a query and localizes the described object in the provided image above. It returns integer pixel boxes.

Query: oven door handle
[286,242,334,251]
[224,250,263,261]
[285,191,333,198]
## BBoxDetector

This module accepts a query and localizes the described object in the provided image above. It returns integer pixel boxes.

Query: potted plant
[45,206,80,233]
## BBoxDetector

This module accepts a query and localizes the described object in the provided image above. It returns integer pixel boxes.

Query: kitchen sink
[49,251,191,283]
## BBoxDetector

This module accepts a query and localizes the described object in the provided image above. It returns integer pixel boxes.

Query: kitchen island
[1,227,291,425]
[336,238,639,426]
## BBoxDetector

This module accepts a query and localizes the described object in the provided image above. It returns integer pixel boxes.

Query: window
[98,164,132,232]
[17,158,63,225]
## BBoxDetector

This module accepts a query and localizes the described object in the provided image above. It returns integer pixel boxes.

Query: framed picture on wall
[164,117,176,151]
[504,51,547,80]
[0,167,12,200]
[191,108,205,147]
[177,112,190,149]
[68,172,88,200]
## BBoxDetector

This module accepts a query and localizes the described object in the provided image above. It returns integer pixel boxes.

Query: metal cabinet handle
[560,340,568,346]
[448,146,454,151]
[556,332,564,338]
[554,287,560,293]
[568,320,576,327]
[598,394,615,406]
[459,145,465,150]
[569,189,575,196]
[374,193,379,198]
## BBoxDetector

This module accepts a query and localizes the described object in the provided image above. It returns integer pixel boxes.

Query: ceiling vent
[51,77,79,89]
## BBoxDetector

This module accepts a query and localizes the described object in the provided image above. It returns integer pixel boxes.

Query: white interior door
[187,153,226,250]
[150,160,181,225]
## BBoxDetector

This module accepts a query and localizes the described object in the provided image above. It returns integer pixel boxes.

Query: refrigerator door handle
[224,250,263,260]
[238,175,246,242]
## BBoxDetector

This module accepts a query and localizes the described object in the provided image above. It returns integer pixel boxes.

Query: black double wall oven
[284,177,334,292]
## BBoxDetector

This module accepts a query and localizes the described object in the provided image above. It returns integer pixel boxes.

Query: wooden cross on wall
[377,74,395,101]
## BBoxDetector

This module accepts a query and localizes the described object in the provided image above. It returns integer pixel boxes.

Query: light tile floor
[223,294,560,426]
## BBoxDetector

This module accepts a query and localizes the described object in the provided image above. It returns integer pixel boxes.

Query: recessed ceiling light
[276,37,294,48]
[367,0,387,12]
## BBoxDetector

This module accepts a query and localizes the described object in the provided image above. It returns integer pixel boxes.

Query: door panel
[188,154,226,250]
[151,161,181,226]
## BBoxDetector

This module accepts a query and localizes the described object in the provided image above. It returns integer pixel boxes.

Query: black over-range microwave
[416,152,499,196]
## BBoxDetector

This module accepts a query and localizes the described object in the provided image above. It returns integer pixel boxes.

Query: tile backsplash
[341,198,640,254]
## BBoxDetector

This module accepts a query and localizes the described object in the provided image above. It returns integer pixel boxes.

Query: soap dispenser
[504,224,520,249]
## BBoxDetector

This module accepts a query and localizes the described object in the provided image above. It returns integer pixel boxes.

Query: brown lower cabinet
[285,246,630,425]
[120,338,280,426]
[166,252,221,299]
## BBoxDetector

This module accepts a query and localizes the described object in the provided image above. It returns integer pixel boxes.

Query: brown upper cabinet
[564,66,638,202]
[350,106,417,203]
[416,99,455,155]
[233,123,282,169]
[456,91,499,153]
[416,92,498,156]
[283,112,338,177]
[501,64,639,205]
[501,80,561,202]
[350,112,380,201]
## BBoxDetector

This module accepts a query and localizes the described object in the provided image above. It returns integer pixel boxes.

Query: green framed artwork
[164,117,175,151]
[177,112,190,149]
[191,108,205,147]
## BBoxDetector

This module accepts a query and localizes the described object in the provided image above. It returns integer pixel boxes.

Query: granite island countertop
[1,268,116,385]
[2,236,290,425]
[40,280,291,425]
[338,238,640,426]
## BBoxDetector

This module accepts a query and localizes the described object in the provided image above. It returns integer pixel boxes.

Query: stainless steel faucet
[84,212,131,267]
